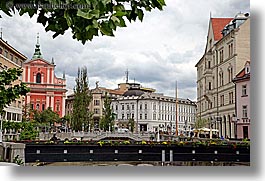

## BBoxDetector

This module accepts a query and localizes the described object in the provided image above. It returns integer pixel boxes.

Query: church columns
[62,95,66,117]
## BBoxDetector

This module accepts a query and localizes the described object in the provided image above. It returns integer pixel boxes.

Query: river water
[26,161,250,166]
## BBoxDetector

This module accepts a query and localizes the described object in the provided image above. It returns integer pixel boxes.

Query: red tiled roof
[99,87,125,95]
[235,69,246,78]
[211,18,233,41]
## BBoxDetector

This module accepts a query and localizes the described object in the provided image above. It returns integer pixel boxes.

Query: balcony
[203,68,212,76]
[242,118,250,123]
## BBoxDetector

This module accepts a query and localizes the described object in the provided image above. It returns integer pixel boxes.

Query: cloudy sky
[0,0,250,101]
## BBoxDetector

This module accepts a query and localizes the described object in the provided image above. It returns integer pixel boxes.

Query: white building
[111,83,196,135]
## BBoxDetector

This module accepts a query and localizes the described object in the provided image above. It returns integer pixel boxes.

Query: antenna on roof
[125,69,129,83]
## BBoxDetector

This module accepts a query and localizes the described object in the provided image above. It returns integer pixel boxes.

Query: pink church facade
[233,61,250,139]
[22,36,67,117]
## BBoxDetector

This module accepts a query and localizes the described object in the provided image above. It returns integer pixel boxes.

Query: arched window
[36,73,41,83]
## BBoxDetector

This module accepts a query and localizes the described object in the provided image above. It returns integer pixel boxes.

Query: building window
[94,100,100,106]
[242,85,247,96]
[132,104,134,110]
[127,114,130,119]
[4,50,8,58]
[242,105,248,118]
[219,71,224,86]
[42,104,45,111]
[140,104,142,110]
[219,49,224,63]
[229,43,234,57]
[208,61,211,69]
[220,95,225,106]
[229,92,233,104]
[115,105,118,110]
[228,67,233,83]
[36,104,40,110]
[208,82,211,90]
[127,104,130,110]
[36,73,41,83]
[12,113,16,121]
[56,104,60,112]
[121,104,124,110]
[132,113,134,119]
[0,47,2,54]
[10,54,13,61]
[121,114,124,119]
[94,108,100,114]
[7,112,11,120]
[153,113,156,120]
[145,114,147,119]
[140,114,142,119]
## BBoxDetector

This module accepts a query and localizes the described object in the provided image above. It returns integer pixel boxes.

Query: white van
[117,128,129,133]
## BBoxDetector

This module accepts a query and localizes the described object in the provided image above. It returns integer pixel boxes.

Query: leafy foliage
[39,107,60,124]
[2,121,38,140]
[99,93,115,131]
[0,0,166,44]
[194,118,209,129]
[71,66,93,131]
[0,68,30,114]
[13,155,24,165]
[128,118,135,132]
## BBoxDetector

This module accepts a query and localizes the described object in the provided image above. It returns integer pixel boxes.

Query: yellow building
[0,37,27,121]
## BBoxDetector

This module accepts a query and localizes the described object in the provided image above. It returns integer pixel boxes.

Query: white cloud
[0,0,250,101]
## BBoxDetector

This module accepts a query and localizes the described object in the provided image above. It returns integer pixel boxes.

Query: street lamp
[209,119,214,139]
[232,117,239,139]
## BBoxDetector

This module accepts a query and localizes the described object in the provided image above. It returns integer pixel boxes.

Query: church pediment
[25,58,54,66]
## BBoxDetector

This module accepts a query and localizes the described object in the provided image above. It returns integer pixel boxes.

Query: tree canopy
[0,68,29,115]
[99,93,115,132]
[0,0,166,44]
[71,66,93,131]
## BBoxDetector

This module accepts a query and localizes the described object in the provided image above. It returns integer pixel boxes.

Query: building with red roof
[233,61,250,139]
[195,12,250,139]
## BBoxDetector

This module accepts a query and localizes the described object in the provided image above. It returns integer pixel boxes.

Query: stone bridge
[38,132,156,141]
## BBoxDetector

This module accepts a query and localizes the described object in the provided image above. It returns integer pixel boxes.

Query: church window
[36,73,41,83]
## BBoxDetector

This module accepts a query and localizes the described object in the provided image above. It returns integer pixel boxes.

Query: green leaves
[0,68,30,114]
[0,0,166,44]
[77,9,100,19]
[99,21,114,36]
[72,66,93,131]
